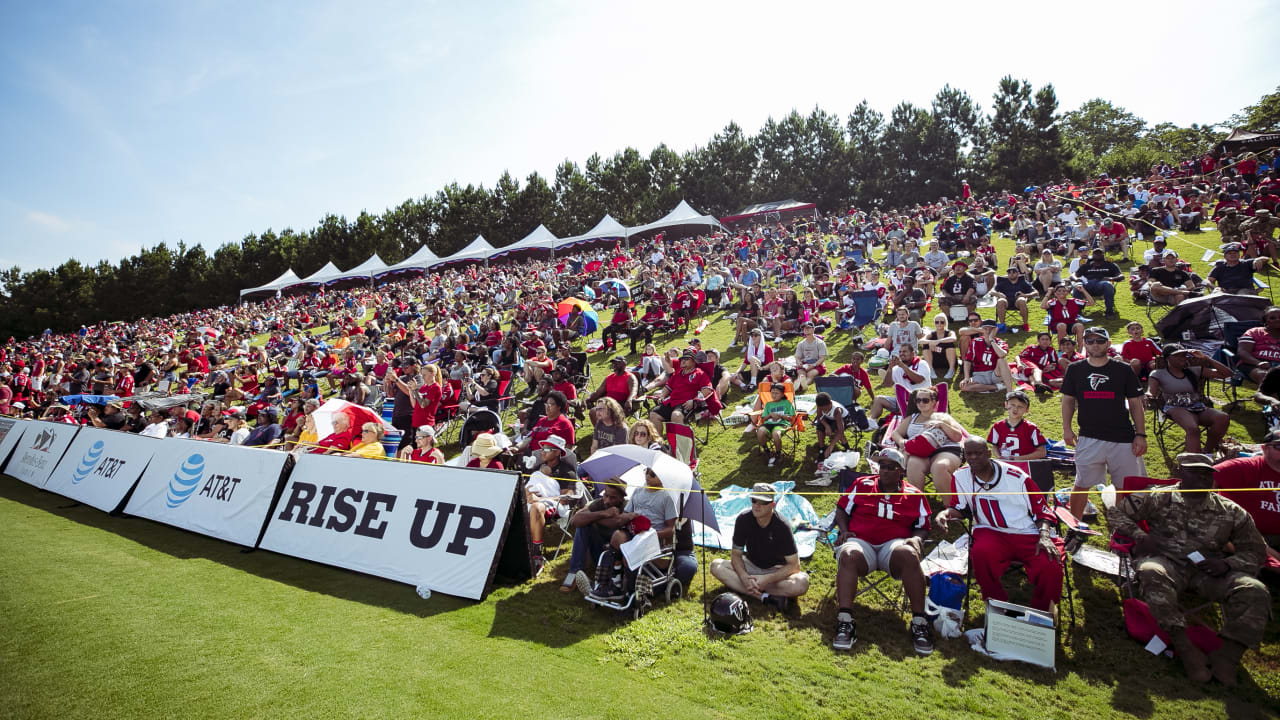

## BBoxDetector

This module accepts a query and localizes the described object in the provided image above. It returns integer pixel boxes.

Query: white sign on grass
[44,427,159,513]
[125,438,291,547]
[260,453,519,600]
[4,420,79,488]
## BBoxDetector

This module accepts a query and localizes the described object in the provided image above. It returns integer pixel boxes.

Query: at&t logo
[71,441,105,485]
[166,454,205,508]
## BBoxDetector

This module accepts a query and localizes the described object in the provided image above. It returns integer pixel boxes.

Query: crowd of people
[2,147,1280,685]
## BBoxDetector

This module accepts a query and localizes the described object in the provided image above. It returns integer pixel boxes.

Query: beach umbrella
[556,297,598,335]
[313,398,388,440]
[579,445,720,534]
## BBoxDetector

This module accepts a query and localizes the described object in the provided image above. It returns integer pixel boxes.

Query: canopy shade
[554,214,628,250]
[626,200,723,240]
[720,199,817,226]
[489,224,559,259]
[239,268,301,297]
[380,244,441,276]
[334,254,388,282]
[431,235,497,267]
[1218,128,1280,155]
[283,261,343,289]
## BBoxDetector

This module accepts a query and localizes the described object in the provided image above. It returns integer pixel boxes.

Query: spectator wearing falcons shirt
[831,448,933,654]
[987,390,1047,461]
[936,439,1063,612]
[938,261,977,317]
[958,320,1014,394]
[1016,332,1061,392]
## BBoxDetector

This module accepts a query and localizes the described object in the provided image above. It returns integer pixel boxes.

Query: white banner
[44,427,159,512]
[260,454,519,600]
[124,438,291,547]
[0,418,29,467]
[3,420,79,487]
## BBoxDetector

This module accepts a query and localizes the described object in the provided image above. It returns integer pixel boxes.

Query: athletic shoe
[1021,323,1031,332]
[943,368,955,380]
[573,570,592,596]
[762,594,790,612]
[911,616,935,656]
[833,614,857,650]
[996,323,1008,333]
[767,454,777,468]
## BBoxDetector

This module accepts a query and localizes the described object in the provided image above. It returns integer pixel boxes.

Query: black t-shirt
[100,411,126,431]
[1149,267,1191,287]
[732,509,798,569]
[896,288,926,308]
[1078,261,1122,283]
[1061,358,1142,442]
[994,276,1034,303]
[942,273,975,296]
[1209,260,1254,290]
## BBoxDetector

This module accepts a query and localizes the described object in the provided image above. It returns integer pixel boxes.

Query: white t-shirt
[1056,211,1079,226]
[891,357,934,393]
[229,427,251,446]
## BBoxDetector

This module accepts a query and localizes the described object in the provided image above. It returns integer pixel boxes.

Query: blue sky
[2,0,1277,273]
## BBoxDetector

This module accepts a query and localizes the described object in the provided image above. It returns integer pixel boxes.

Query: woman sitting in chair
[1147,344,1232,454]
[888,386,966,495]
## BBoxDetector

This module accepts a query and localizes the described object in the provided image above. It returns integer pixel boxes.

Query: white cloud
[25,210,71,232]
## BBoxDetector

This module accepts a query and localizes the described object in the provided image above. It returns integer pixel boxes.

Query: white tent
[489,224,559,259]
[431,235,497,267]
[554,214,627,251]
[380,244,440,275]
[333,254,388,282]
[626,200,723,239]
[286,261,344,288]
[239,268,302,297]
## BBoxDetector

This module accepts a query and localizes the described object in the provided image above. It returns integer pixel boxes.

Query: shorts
[654,399,703,421]
[799,363,827,376]
[876,395,900,414]
[1074,435,1145,489]
[970,370,1003,388]
[743,557,785,577]
[835,537,907,574]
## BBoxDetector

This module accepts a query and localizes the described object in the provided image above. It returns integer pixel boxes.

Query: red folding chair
[664,422,699,480]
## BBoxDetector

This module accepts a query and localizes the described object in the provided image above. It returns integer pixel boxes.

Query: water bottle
[415,585,432,600]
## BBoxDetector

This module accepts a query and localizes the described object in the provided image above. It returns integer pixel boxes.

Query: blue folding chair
[840,290,881,341]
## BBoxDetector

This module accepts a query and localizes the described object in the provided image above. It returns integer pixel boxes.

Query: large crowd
[3,147,1280,686]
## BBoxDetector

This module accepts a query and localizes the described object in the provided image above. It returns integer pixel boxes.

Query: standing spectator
[1060,326,1146,520]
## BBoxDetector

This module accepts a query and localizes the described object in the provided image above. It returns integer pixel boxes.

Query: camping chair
[664,422,700,481]
[814,375,866,449]
[542,480,592,568]
[839,290,881,340]
[569,352,591,390]
[1148,370,1208,461]
[495,369,516,426]
[751,380,804,453]
[894,382,950,417]
[1216,320,1262,410]
[436,378,465,444]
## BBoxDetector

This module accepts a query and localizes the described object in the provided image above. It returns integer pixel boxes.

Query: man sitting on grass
[831,448,933,654]
[710,483,810,611]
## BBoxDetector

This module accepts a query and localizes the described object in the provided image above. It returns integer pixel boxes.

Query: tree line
[3,80,1277,340]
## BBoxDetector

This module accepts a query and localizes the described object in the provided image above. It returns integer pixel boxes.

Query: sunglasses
[750,498,771,506]
[935,320,946,325]
[915,397,935,404]
[1083,338,1108,345]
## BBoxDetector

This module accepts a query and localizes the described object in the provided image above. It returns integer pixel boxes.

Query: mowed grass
[3,221,1280,719]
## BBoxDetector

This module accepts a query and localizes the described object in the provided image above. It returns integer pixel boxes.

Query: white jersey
[950,460,1053,536]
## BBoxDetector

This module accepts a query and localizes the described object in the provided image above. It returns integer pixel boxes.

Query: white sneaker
[943,368,955,380]
[767,455,777,467]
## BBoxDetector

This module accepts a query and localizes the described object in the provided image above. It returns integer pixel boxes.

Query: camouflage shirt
[1240,215,1280,241]
[1110,483,1266,575]
[1217,212,1245,241]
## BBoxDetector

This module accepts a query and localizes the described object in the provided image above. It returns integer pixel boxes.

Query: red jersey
[965,336,1006,372]
[950,460,1053,536]
[664,368,711,407]
[836,476,931,545]
[412,382,442,428]
[1121,338,1161,366]
[529,413,576,447]
[1018,345,1057,371]
[986,419,1046,460]
[832,365,874,397]
[1046,298,1084,326]
[552,380,577,401]
[1213,456,1280,535]
[1242,327,1280,363]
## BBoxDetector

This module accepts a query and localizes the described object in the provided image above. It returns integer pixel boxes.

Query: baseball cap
[875,447,907,469]
[1222,242,1244,252]
[1175,453,1215,472]
[748,482,776,503]
[952,260,968,270]
[980,319,998,328]
[611,355,627,366]
[415,425,436,437]
[1162,343,1191,358]
[1082,326,1110,340]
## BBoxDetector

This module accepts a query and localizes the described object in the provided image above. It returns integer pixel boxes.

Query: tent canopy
[240,268,301,297]
[489,224,559,259]
[720,199,817,225]
[381,244,441,275]
[334,254,388,282]
[555,214,627,250]
[285,261,343,288]
[432,235,497,266]
[1218,128,1280,155]
[626,200,723,240]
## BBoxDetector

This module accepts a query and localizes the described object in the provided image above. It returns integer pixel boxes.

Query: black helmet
[708,592,753,635]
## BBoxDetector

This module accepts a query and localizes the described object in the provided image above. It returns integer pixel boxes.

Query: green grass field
[2,222,1279,719]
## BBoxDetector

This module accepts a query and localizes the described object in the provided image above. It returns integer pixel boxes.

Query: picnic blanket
[692,480,821,558]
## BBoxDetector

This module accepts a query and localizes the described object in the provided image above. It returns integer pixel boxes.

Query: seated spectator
[1110,453,1270,686]
[400,425,444,464]
[526,435,580,564]
[519,389,575,454]
[1032,248,1062,296]
[886,306,924,355]
[730,328,773,391]
[1042,283,1094,347]
[994,266,1036,333]
[586,356,638,419]
[562,483,629,594]
[466,432,505,470]
[1013,332,1060,392]
[756,383,795,468]
[1075,248,1122,318]
[1147,251,1198,305]
[710,483,810,610]
[1232,305,1280,385]
[889,386,966,495]
[312,413,354,454]
[1214,430,1280,561]
[1146,345,1231,454]
[920,314,957,381]
[589,397,629,454]
[627,419,665,452]
[958,320,1014,394]
[347,422,386,459]
[1097,216,1130,258]
[986,390,1046,461]
[830,448,933,654]
[866,344,935,424]
[649,351,713,427]
[591,466,679,600]
[891,276,927,323]
[243,407,283,447]
[831,351,874,404]
[793,322,828,392]
[1119,321,1162,382]
[1208,243,1262,294]
[811,392,850,461]
[938,261,977,317]
[935,439,1063,612]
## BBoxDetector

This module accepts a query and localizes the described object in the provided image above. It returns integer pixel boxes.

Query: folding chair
[1110,476,1179,600]
[894,382,950,416]
[569,352,591,390]
[664,422,700,480]
[495,369,516,427]
[436,378,465,444]
[751,380,803,453]
[814,374,865,449]
[1216,320,1262,410]
[840,290,881,340]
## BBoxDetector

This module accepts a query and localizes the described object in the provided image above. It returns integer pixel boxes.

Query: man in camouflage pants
[1242,209,1280,259]
[1110,453,1271,687]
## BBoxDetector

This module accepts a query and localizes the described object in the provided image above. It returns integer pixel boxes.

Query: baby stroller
[583,519,685,620]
